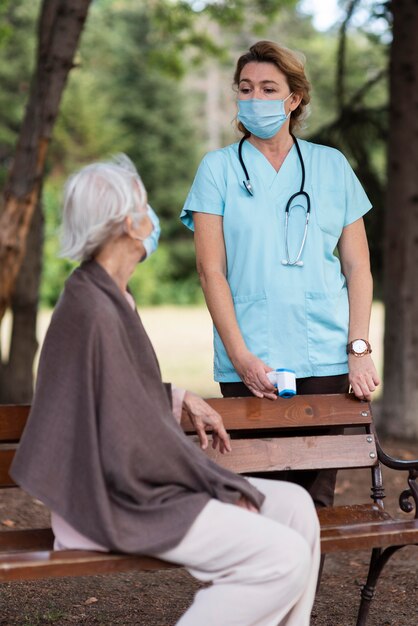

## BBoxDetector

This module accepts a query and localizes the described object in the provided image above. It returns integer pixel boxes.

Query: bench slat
[0,405,30,443]
[199,434,378,472]
[0,507,392,555]
[0,507,391,553]
[1,433,379,488]
[0,550,179,582]
[0,398,370,441]
[318,503,392,528]
[0,528,54,552]
[182,395,371,433]
[321,519,418,553]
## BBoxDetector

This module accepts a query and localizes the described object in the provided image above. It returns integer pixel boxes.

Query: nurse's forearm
[198,270,249,365]
[339,218,373,343]
[346,267,373,341]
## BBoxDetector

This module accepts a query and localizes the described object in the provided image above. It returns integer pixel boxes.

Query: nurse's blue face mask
[237,94,293,139]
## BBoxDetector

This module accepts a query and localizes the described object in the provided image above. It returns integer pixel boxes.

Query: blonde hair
[233,40,311,135]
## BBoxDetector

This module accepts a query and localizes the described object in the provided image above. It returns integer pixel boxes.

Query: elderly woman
[11,156,319,626]
[181,40,380,508]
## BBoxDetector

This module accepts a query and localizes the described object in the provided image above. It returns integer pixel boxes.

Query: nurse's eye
[264,87,277,95]
[239,87,252,94]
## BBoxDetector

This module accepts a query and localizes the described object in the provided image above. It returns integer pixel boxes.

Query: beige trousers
[53,478,320,626]
[155,478,320,626]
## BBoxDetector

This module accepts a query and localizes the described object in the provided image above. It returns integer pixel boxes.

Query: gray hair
[60,154,148,261]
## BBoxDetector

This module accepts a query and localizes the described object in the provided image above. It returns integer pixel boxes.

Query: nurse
[180,40,380,508]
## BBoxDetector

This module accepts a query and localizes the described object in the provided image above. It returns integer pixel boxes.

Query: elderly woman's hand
[183,391,232,454]
[236,495,259,513]
[348,355,380,401]
[234,351,277,400]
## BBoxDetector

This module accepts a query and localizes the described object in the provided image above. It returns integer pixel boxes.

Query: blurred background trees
[0,0,390,312]
[1,0,417,437]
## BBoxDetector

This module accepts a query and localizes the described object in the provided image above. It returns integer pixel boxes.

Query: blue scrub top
[180,139,372,382]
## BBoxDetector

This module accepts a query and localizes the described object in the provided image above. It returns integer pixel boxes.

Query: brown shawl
[11,261,264,554]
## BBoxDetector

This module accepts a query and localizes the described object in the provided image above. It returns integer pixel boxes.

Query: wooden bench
[1,395,417,626]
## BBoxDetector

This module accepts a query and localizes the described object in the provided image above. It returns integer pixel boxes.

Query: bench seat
[1,397,417,626]
[1,503,417,583]
[0,549,177,582]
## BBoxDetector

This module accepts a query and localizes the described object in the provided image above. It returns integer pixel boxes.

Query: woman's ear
[290,93,303,111]
[124,215,135,237]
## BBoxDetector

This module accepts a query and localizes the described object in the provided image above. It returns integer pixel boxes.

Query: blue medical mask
[133,204,160,261]
[237,94,293,139]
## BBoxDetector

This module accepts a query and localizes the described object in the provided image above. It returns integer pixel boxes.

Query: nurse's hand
[234,351,277,400]
[348,355,380,401]
[183,391,232,454]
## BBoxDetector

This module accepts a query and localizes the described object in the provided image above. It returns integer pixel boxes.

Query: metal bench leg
[356,545,402,626]
[316,554,326,592]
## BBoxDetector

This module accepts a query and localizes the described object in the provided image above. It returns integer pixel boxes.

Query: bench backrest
[182,394,378,474]
[0,394,377,489]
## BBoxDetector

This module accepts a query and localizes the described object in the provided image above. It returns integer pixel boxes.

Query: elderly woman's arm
[193,213,276,400]
[338,218,380,401]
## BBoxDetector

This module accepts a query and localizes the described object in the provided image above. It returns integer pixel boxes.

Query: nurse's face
[238,62,292,101]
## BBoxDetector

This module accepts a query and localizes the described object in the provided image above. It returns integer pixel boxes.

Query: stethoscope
[238,133,311,267]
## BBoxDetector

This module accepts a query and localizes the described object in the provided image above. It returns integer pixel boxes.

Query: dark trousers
[220,374,349,508]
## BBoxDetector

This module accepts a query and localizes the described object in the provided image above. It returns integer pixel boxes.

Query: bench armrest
[374,434,418,519]
[375,438,418,471]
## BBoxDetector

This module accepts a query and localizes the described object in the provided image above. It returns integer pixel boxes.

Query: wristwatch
[346,339,372,357]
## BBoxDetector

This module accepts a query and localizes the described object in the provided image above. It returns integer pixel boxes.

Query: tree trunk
[0,198,44,403]
[381,0,418,438]
[0,0,92,323]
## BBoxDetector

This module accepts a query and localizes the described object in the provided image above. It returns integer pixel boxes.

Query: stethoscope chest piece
[238,134,311,268]
[281,190,311,267]
[243,179,254,196]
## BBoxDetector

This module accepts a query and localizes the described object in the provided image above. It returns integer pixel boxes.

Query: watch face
[352,339,367,354]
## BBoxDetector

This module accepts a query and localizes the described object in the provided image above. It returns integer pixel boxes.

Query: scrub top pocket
[305,289,349,367]
[233,292,268,359]
[213,292,269,378]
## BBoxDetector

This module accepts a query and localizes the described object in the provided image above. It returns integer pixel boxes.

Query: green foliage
[0,0,14,47]
[40,182,77,308]
[0,1,40,186]
[128,242,204,306]
[40,0,205,304]
[199,0,296,27]
[99,5,202,235]
[50,71,122,172]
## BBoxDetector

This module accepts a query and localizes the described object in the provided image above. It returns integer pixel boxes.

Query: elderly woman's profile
[11,155,320,626]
